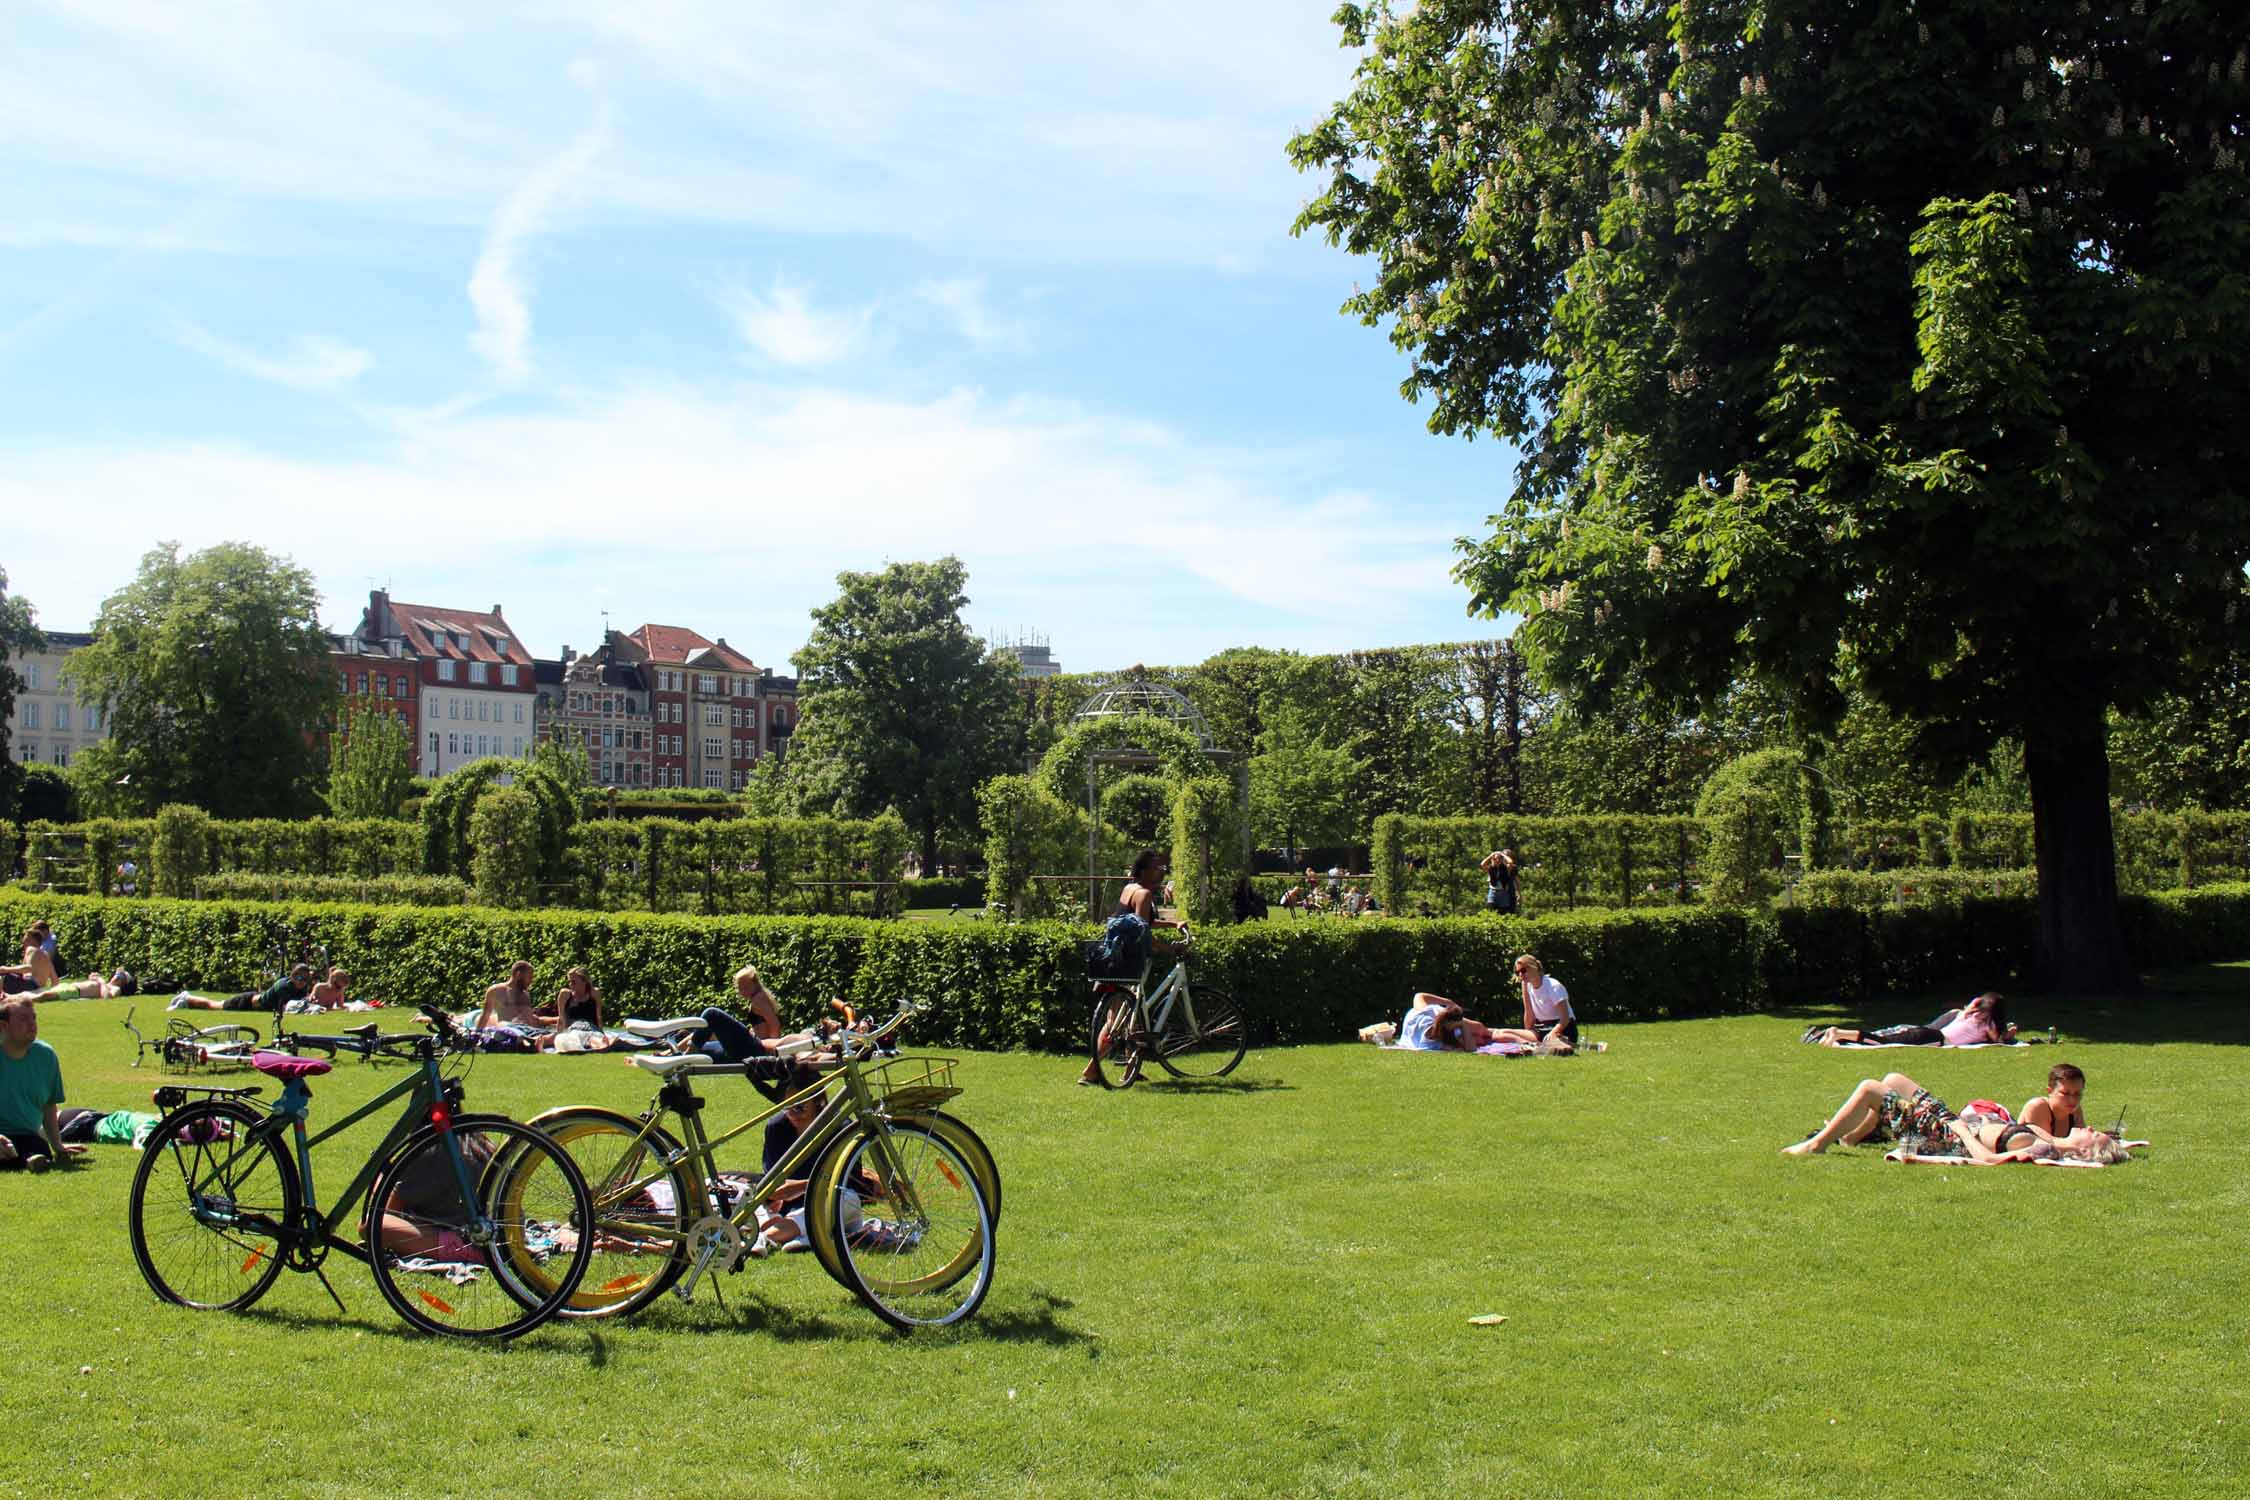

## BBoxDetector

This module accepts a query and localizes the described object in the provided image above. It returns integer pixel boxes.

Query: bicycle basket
[864,1056,962,1114]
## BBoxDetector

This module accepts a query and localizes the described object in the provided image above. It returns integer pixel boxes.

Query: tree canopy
[68,542,335,819]
[786,556,1020,872]
[0,565,42,823]
[1293,0,2249,985]
[327,704,415,820]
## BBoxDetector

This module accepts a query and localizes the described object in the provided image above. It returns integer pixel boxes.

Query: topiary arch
[421,758,577,884]
[1034,715,1217,810]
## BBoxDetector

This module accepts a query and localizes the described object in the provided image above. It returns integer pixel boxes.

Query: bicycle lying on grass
[1085,935,1246,1089]
[530,1000,999,1331]
[128,1006,594,1339]
[123,1008,263,1074]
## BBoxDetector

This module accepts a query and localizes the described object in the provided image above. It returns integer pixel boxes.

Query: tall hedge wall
[9,884,2245,1052]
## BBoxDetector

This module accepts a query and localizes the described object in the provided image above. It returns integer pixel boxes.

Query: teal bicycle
[128,1006,594,1339]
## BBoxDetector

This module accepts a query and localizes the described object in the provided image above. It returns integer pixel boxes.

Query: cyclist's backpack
[1089,912,1151,979]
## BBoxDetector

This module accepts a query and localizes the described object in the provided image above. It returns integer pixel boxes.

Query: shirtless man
[476,961,551,1047]
[305,967,352,1011]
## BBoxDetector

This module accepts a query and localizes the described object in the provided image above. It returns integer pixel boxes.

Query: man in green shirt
[0,997,82,1172]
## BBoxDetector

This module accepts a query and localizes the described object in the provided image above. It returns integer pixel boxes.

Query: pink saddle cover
[252,1050,335,1080]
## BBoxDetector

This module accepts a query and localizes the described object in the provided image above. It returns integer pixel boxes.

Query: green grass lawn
[2,969,2245,1498]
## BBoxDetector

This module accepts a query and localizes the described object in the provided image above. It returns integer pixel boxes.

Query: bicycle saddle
[623,1016,705,1038]
[628,1052,720,1076]
[251,1051,335,1080]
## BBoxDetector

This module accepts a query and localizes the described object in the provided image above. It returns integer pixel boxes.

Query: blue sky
[2,1,1521,674]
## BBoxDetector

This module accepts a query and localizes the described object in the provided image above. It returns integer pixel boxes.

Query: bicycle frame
[1106,959,1201,1046]
[168,1046,477,1266]
[580,1056,922,1288]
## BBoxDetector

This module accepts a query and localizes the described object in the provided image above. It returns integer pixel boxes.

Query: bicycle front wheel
[822,1121,994,1330]
[367,1116,592,1339]
[1153,985,1247,1079]
[529,1106,694,1319]
[129,1100,297,1313]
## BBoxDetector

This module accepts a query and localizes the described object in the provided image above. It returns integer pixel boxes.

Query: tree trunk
[2023,700,2135,993]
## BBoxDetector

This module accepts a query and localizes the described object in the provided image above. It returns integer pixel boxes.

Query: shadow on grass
[620,1284,1090,1347]
[1138,1074,1293,1094]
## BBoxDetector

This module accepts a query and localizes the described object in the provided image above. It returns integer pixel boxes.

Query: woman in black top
[1479,849,1519,913]
[543,967,603,1029]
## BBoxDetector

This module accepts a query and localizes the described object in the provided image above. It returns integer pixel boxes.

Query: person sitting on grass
[170,963,314,1015]
[0,998,85,1173]
[748,1079,828,1257]
[1279,876,1313,914]
[1807,992,2016,1048]
[26,969,136,1003]
[2022,1062,2102,1147]
[733,964,781,1039]
[303,967,352,1011]
[475,961,553,1050]
[1512,955,1578,1052]
[537,967,604,1030]
[1,925,62,995]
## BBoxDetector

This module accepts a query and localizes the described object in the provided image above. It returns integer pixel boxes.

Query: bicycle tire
[802,1109,1002,1288]
[1085,990,1143,1090]
[1152,985,1247,1079]
[822,1121,995,1330]
[129,1100,297,1313]
[366,1115,592,1339]
[528,1106,695,1319]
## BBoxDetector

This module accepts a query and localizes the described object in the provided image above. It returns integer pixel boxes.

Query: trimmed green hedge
[194,873,472,906]
[1373,814,1705,914]
[1794,868,2040,908]
[11,883,2247,1051]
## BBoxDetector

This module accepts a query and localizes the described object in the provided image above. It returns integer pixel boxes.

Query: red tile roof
[387,601,535,667]
[626,624,758,672]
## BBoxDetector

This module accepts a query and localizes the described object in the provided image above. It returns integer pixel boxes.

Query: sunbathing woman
[1784,1070,2120,1161]
[26,969,136,1003]
[1809,991,2014,1048]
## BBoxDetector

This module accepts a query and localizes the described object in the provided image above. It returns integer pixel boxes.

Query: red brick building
[610,624,797,790]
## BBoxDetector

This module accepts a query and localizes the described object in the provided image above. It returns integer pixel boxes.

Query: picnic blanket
[1886,1140,2151,1166]
[1832,1039,2031,1049]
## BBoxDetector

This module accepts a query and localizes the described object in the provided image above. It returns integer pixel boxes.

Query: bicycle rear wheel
[822,1121,994,1330]
[366,1115,592,1339]
[529,1106,694,1319]
[1152,985,1246,1079]
[129,1100,296,1313]
[1085,990,1144,1090]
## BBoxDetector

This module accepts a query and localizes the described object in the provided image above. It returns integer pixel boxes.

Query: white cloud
[0,377,1469,662]
[172,323,373,392]
[916,277,1029,351]
[720,282,878,368]
[467,87,610,385]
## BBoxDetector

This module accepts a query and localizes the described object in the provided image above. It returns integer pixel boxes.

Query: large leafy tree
[327,704,416,820]
[0,566,42,823]
[1294,1,2248,986]
[787,557,1020,873]
[70,542,335,818]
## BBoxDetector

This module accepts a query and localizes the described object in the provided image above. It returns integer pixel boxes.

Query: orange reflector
[240,1247,265,1275]
[938,1160,962,1190]
[417,1291,457,1315]
[599,1275,649,1294]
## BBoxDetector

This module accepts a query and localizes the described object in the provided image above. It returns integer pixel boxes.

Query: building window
[88,706,103,733]
[501,664,518,686]
[54,748,69,768]
[53,702,69,732]
[514,702,523,724]
[21,664,37,690]
[475,700,486,722]
[513,737,524,756]
[397,677,410,699]
[21,703,38,730]
[703,705,723,727]
[468,661,488,685]
[437,659,456,681]
[447,732,459,755]
[20,742,35,760]
[429,731,441,758]
[702,737,721,760]
[357,673,369,695]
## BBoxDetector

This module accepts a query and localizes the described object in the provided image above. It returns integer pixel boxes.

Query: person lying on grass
[1783,1067,2123,1161]
[171,963,314,1014]
[25,969,136,1003]
[1807,991,2016,1048]
[1402,993,1582,1054]
[0,998,86,1173]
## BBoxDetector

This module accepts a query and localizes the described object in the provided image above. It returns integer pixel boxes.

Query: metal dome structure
[1071,669,1219,752]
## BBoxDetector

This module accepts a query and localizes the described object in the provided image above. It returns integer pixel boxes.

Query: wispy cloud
[720,281,878,367]
[468,66,610,385]
[0,377,1470,661]
[172,322,373,392]
[916,276,1029,351]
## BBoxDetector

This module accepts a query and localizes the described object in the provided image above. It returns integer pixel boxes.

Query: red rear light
[429,1101,453,1131]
